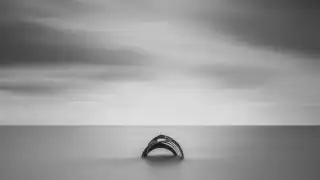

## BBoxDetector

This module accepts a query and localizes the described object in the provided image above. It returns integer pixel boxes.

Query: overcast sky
[0,0,320,125]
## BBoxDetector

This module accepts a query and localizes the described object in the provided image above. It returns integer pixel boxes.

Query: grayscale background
[1,0,320,179]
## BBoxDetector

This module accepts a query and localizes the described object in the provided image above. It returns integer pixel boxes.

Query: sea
[0,126,319,180]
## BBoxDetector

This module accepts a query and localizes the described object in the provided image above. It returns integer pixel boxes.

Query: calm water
[1,126,320,180]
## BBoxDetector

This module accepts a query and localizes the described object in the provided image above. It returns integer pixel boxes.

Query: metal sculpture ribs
[141,134,184,159]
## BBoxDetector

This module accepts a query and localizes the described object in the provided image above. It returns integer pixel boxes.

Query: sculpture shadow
[143,155,183,167]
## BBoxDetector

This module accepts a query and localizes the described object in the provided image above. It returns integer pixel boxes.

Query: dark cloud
[0,0,160,22]
[0,0,95,19]
[0,0,156,95]
[0,82,65,95]
[0,0,153,67]
[0,67,153,95]
[229,0,320,9]
[0,20,151,94]
[4,0,319,62]
[0,20,150,67]
[0,2,152,94]
[193,64,278,89]
[191,0,320,58]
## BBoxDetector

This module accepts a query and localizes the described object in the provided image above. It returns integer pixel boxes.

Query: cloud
[0,0,161,22]
[0,64,155,95]
[0,19,152,94]
[0,0,156,67]
[0,0,157,95]
[0,82,64,95]
[0,0,96,19]
[0,20,150,67]
[191,0,320,58]
[192,63,279,89]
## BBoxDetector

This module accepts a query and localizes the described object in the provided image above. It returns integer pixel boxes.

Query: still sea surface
[1,126,320,180]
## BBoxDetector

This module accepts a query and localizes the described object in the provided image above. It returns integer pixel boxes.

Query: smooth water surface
[1,126,319,180]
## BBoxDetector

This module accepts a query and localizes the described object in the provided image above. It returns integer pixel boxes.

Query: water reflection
[143,155,183,167]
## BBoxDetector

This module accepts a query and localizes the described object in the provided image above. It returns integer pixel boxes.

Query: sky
[0,0,320,125]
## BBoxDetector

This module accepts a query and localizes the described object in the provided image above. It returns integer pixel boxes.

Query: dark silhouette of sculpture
[141,134,184,159]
